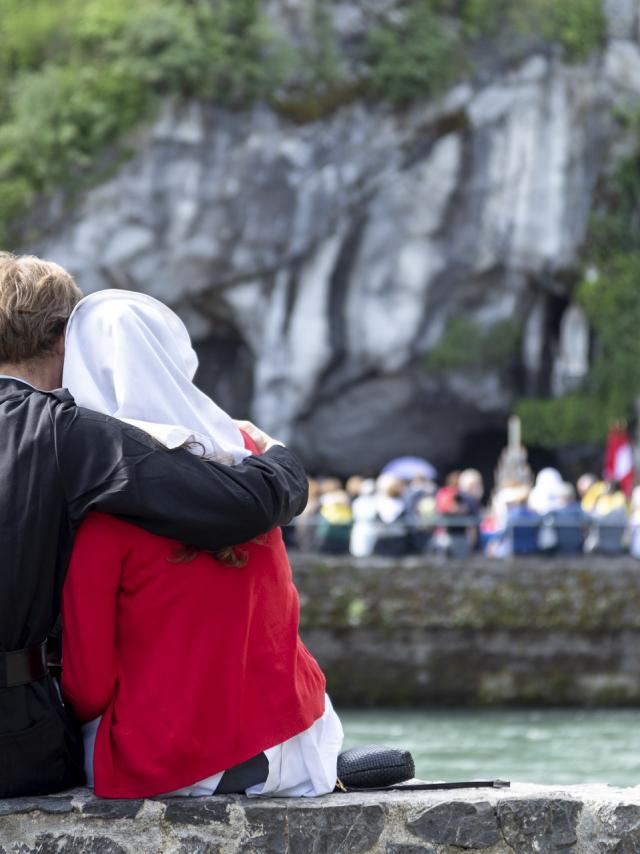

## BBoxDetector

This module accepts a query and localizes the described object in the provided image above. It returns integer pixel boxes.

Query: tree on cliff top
[518,110,640,448]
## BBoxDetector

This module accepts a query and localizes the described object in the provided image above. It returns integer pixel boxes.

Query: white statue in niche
[551,304,590,396]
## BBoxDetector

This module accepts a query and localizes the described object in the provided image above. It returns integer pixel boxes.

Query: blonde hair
[0,252,82,363]
[376,473,405,498]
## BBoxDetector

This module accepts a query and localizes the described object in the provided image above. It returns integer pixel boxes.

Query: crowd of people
[283,466,640,559]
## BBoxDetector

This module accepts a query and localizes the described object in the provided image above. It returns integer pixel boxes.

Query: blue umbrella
[381,456,437,482]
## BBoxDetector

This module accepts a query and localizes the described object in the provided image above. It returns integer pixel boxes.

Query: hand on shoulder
[235,420,285,454]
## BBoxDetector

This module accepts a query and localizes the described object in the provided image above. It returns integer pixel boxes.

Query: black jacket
[0,377,308,797]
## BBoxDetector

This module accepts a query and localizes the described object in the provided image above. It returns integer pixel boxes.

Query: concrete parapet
[2,784,640,852]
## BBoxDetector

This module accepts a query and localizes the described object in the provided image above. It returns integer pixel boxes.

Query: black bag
[337,745,414,789]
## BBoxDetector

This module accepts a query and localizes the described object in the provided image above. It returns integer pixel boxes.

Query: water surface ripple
[340,708,640,786]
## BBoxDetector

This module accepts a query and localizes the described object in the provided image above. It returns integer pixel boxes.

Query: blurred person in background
[404,475,438,553]
[436,471,461,514]
[308,476,346,552]
[528,468,565,515]
[404,474,437,516]
[433,470,480,557]
[456,468,485,553]
[488,485,539,558]
[629,486,640,559]
[345,475,364,501]
[584,480,629,555]
[411,492,439,553]
[350,479,378,558]
[578,473,607,513]
[371,474,410,557]
[319,477,343,495]
[457,469,485,515]
[591,481,628,516]
[539,482,589,556]
[315,489,353,555]
[293,478,321,552]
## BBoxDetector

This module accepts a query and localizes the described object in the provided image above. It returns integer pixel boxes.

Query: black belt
[0,642,49,688]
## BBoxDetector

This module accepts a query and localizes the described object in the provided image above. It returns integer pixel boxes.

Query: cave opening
[193,324,255,420]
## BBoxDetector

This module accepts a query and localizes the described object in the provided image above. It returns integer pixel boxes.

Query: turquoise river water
[340,709,640,787]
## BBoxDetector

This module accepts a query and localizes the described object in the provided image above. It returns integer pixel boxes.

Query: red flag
[604,425,635,497]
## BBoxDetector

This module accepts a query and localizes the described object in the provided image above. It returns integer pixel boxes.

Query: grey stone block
[599,803,640,853]
[163,797,231,826]
[81,798,144,820]
[0,795,73,817]
[385,845,437,853]
[32,834,126,854]
[408,800,501,849]
[1,786,640,853]
[287,802,386,853]
[497,798,581,852]
[175,837,222,854]
[241,804,287,854]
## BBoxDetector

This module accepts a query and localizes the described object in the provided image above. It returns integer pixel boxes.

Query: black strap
[216,753,269,794]
[338,779,510,793]
[0,642,49,688]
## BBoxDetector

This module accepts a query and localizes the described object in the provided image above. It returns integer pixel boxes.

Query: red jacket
[61,443,325,798]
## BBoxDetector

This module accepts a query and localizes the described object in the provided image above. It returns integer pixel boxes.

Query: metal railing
[282,513,639,558]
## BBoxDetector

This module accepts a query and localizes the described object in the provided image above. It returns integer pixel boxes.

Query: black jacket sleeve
[54,402,308,550]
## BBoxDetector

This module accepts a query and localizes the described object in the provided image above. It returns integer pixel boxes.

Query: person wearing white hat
[61,290,343,799]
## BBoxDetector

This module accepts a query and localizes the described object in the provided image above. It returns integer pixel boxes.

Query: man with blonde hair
[0,252,309,797]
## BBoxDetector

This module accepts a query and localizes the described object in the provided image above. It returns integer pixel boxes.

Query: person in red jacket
[61,290,343,798]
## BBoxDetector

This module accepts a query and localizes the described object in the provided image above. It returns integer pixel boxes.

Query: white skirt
[84,694,343,798]
[170,694,343,798]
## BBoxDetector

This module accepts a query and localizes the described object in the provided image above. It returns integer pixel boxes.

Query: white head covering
[528,467,564,514]
[63,289,249,464]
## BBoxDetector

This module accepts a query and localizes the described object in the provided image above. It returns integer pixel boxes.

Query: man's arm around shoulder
[54,402,308,550]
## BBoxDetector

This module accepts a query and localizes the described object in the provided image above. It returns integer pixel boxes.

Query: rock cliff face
[33,2,640,475]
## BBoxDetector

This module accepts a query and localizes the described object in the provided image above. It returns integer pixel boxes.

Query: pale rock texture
[31,3,640,474]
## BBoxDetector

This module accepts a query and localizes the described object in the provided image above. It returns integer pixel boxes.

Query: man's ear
[52,332,66,358]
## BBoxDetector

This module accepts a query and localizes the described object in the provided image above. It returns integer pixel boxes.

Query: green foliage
[459,0,606,61]
[425,317,520,373]
[74,0,285,103]
[272,3,356,122]
[0,64,144,185]
[0,0,289,242]
[365,1,462,102]
[0,0,78,79]
[572,110,640,430]
[0,0,609,242]
[578,254,640,419]
[517,394,609,447]
[518,109,640,448]
[288,5,347,97]
[547,0,607,61]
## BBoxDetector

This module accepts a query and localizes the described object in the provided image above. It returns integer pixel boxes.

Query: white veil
[62,289,250,464]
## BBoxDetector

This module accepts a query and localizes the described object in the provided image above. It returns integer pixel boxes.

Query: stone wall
[2,784,640,853]
[293,555,640,705]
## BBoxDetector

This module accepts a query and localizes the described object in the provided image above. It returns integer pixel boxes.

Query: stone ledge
[293,556,640,705]
[1,783,640,853]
